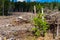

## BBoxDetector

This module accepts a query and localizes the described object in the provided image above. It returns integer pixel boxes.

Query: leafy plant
[32,13,49,37]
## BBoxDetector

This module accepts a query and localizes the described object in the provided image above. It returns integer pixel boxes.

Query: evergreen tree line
[0,0,60,15]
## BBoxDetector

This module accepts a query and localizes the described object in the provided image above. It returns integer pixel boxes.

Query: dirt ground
[0,12,55,40]
[0,12,36,40]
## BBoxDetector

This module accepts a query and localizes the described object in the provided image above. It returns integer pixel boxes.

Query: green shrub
[32,13,49,37]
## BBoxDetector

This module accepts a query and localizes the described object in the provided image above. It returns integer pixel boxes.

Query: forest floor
[0,12,54,40]
[0,12,37,40]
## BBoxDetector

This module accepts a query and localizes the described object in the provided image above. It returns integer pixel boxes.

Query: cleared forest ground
[0,12,36,40]
[0,12,59,40]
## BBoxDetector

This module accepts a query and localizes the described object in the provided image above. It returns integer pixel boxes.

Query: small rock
[18,16,23,19]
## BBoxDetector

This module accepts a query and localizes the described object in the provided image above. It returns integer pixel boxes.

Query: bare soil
[0,12,54,40]
[0,12,36,40]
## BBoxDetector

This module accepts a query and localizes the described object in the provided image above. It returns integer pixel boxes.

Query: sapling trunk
[34,5,36,16]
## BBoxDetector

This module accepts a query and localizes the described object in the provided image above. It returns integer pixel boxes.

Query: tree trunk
[34,5,36,15]
[2,1,4,16]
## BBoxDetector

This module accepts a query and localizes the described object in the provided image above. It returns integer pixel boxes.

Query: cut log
[17,16,30,23]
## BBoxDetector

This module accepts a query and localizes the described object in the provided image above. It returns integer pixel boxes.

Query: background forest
[0,0,60,15]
